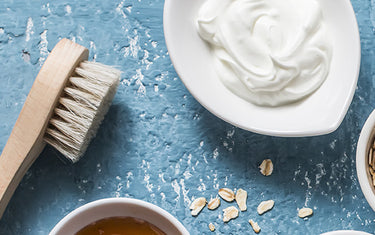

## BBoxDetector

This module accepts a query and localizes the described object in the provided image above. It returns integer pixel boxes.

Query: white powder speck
[180,179,191,206]
[175,162,180,175]
[38,30,48,66]
[65,5,72,14]
[126,172,133,188]
[0,28,4,34]
[155,71,168,81]
[144,174,153,192]
[227,129,235,138]
[116,1,127,19]
[133,69,146,95]
[203,155,208,164]
[145,29,151,38]
[116,176,121,181]
[142,49,153,70]
[315,163,326,185]
[213,148,219,159]
[171,179,181,201]
[151,41,158,48]
[198,180,206,191]
[154,85,159,92]
[183,170,192,179]
[25,17,34,42]
[160,192,166,200]
[122,31,140,58]
[329,139,337,149]
[159,173,166,183]
[187,154,192,165]
[200,141,204,147]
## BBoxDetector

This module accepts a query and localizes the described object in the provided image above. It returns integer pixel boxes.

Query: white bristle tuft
[44,61,121,163]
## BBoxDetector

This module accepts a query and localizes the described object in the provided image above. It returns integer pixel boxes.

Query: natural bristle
[44,61,121,163]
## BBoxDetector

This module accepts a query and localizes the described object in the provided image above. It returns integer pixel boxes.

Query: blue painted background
[0,0,374,234]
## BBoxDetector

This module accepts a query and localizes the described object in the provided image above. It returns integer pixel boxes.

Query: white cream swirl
[197,0,332,106]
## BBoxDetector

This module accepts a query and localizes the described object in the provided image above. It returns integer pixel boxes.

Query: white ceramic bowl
[356,109,375,212]
[49,198,189,235]
[321,231,372,235]
[163,0,360,137]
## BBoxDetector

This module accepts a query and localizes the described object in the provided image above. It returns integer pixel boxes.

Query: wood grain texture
[0,39,89,218]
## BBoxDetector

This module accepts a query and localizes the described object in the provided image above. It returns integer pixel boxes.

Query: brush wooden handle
[0,39,89,218]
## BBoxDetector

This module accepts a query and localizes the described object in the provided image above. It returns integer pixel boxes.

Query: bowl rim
[163,0,361,137]
[321,230,372,235]
[49,197,189,235]
[356,109,375,212]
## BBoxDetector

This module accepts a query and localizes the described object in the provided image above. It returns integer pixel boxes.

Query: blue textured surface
[0,0,374,234]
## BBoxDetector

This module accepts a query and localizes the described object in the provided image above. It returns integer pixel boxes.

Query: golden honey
[75,216,166,235]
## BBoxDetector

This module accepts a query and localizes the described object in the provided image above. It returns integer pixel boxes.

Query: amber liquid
[75,216,167,235]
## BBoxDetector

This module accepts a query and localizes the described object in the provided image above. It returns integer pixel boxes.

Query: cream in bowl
[49,198,189,235]
[196,0,332,107]
[356,109,375,212]
[163,0,360,136]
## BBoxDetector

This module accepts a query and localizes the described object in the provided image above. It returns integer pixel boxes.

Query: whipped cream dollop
[196,0,332,106]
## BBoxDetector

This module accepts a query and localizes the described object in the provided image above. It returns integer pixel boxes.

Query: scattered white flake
[151,41,158,48]
[89,41,97,60]
[116,176,121,180]
[38,30,48,65]
[116,1,127,19]
[304,171,312,206]
[0,28,4,34]
[203,155,208,164]
[171,179,181,201]
[180,179,191,206]
[115,182,123,197]
[159,173,166,183]
[126,172,133,188]
[183,170,192,179]
[329,139,337,149]
[142,49,153,70]
[25,17,34,42]
[133,69,146,94]
[126,5,132,13]
[315,163,326,185]
[187,154,192,165]
[42,3,51,14]
[65,5,72,14]
[198,179,206,191]
[213,148,219,159]
[155,71,168,81]
[144,174,153,192]
[145,29,151,38]
[200,141,204,147]
[160,192,166,200]
[129,32,140,58]
[175,162,180,175]
[162,113,168,118]
[227,129,235,137]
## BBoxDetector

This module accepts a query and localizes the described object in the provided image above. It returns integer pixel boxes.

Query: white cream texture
[197,0,332,106]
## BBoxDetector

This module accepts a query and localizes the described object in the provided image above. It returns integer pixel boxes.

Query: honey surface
[75,216,166,235]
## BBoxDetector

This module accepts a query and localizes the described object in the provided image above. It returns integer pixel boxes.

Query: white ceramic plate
[163,0,360,137]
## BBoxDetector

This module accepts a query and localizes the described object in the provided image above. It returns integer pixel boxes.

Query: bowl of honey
[49,198,189,235]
